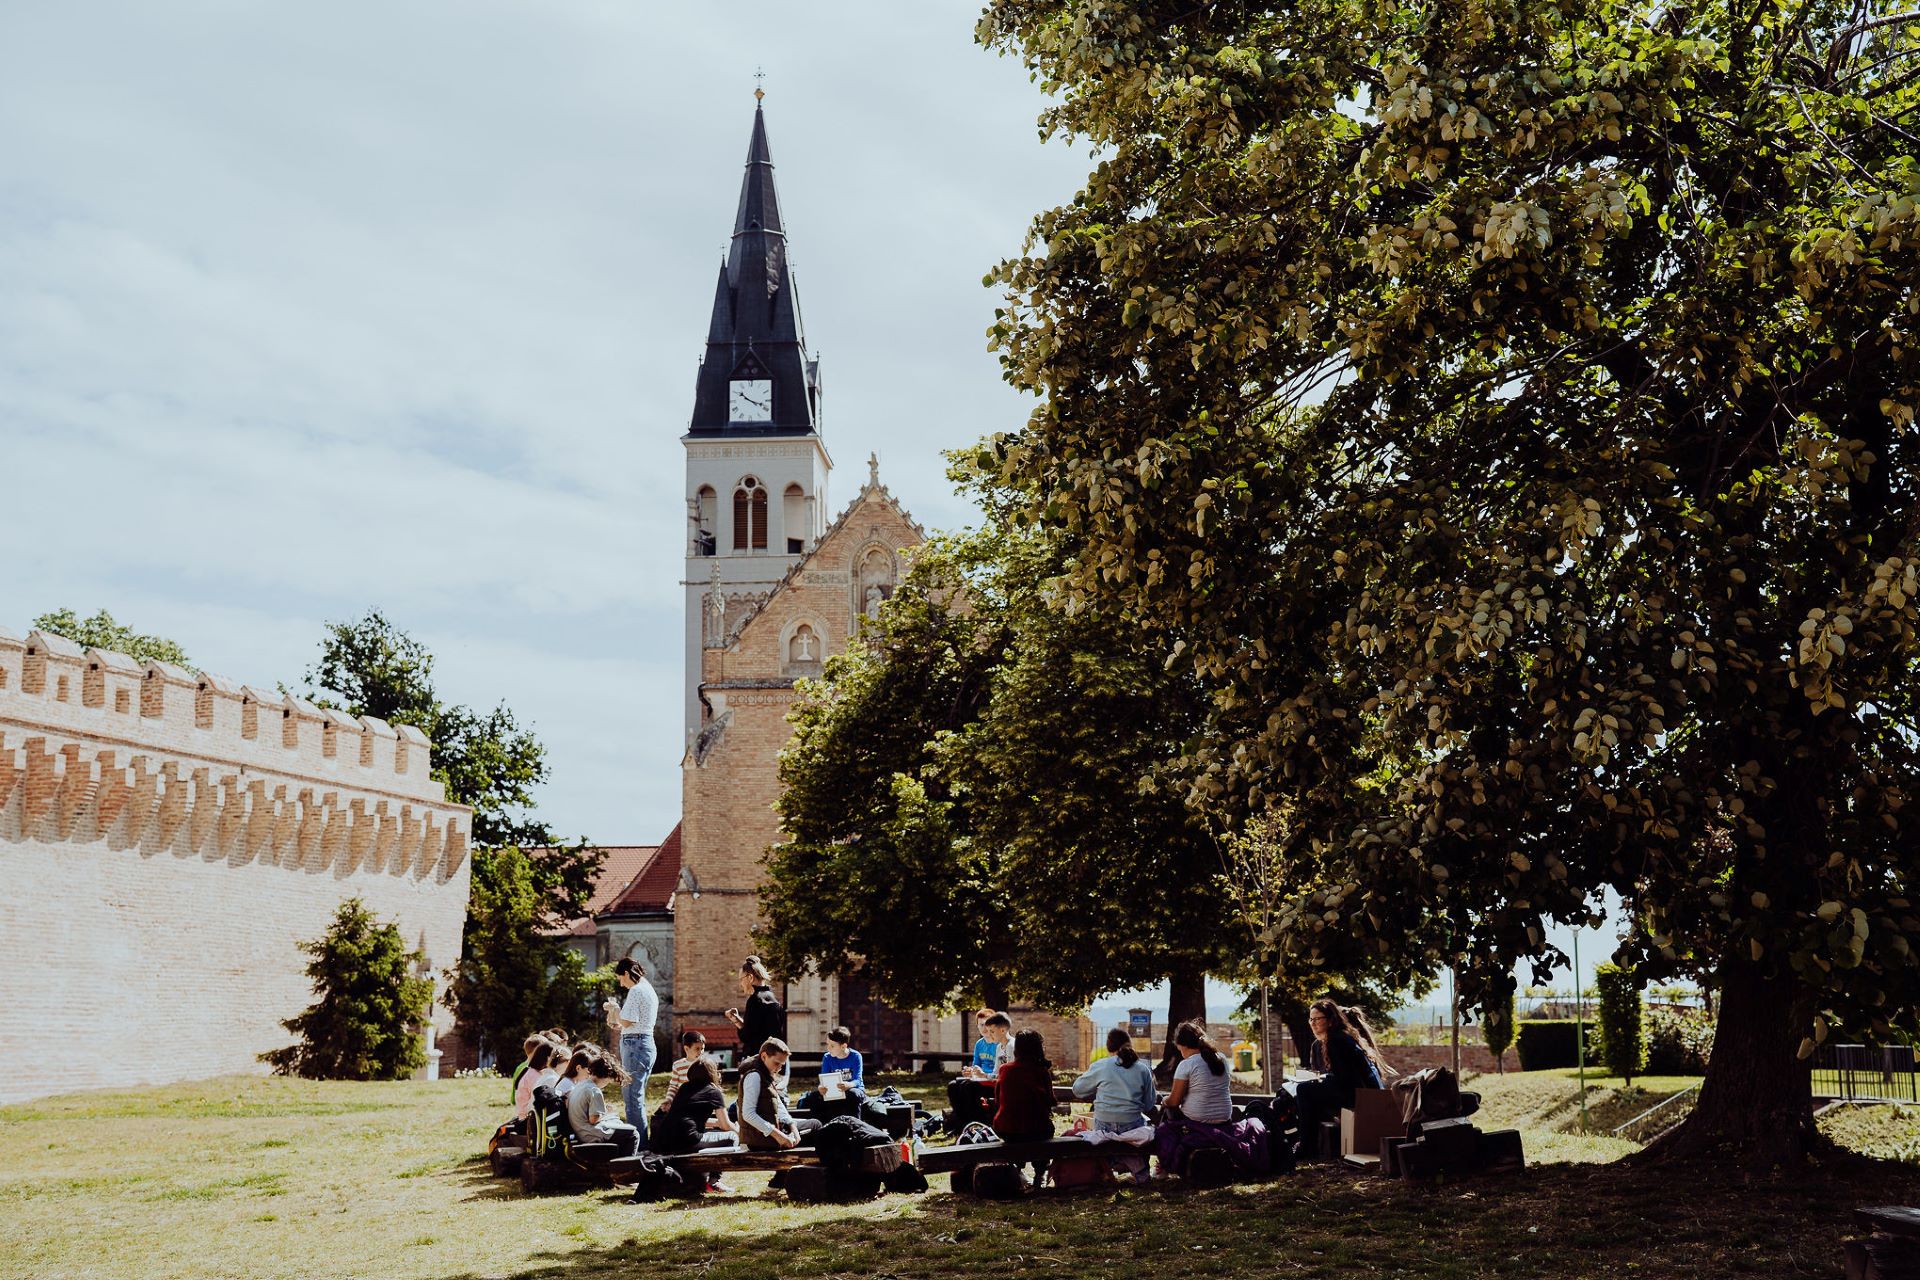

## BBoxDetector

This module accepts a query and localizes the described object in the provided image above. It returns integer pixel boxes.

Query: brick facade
[0,624,472,1105]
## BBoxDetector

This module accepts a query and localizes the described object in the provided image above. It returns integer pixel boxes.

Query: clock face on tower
[729,379,773,422]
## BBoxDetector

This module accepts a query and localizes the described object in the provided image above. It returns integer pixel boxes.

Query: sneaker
[707,1176,732,1193]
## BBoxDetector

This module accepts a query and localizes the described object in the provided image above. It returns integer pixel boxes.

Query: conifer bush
[261,898,432,1080]
[1595,963,1649,1085]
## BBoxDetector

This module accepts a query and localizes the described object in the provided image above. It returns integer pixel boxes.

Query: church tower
[683,99,832,741]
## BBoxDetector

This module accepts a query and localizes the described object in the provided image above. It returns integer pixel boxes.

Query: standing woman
[724,956,785,1060]
[602,956,660,1149]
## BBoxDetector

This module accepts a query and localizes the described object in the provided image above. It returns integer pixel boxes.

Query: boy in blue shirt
[947,1011,1012,1131]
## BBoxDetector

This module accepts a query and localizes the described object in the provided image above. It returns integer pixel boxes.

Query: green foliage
[766,524,1240,1011]
[1647,1005,1716,1075]
[443,847,603,1063]
[260,899,431,1080]
[1516,1020,1595,1072]
[1483,981,1520,1067]
[976,0,1920,1140]
[1594,963,1649,1084]
[31,608,189,666]
[305,611,573,858]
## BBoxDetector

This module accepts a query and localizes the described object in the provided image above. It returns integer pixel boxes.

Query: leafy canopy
[977,0,1920,1152]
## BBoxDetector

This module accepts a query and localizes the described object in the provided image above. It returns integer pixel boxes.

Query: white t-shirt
[1174,1052,1233,1124]
[619,978,659,1038]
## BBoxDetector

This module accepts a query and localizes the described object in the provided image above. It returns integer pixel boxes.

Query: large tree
[978,0,1920,1160]
[305,611,604,1061]
[764,525,1239,1051]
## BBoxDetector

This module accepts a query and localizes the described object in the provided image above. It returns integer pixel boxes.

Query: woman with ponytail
[1163,1020,1233,1124]
[724,955,786,1059]
[1072,1027,1159,1181]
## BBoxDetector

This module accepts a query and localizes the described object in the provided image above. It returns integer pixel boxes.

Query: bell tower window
[733,478,768,552]
[784,484,806,554]
[694,485,717,557]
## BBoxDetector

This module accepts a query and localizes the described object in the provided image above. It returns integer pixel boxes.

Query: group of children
[508,1029,637,1154]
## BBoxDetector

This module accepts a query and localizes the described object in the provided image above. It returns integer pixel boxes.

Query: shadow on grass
[428,1154,1920,1280]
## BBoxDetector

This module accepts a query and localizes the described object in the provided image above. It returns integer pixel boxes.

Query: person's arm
[847,1050,863,1086]
[1136,1065,1160,1116]
[738,1073,776,1137]
[1071,1063,1100,1099]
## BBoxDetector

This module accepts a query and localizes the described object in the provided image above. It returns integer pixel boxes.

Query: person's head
[679,1029,707,1059]
[1011,1028,1051,1073]
[1343,1006,1378,1045]
[685,1056,719,1092]
[527,1039,559,1073]
[827,1026,852,1050]
[1309,998,1355,1044]
[586,1052,630,1086]
[521,1033,545,1061]
[758,1036,790,1073]
[1106,1026,1139,1069]
[614,956,645,988]
[543,1027,568,1043]
[983,1012,1012,1042]
[1175,1019,1226,1076]
[738,955,771,993]
[563,1047,595,1079]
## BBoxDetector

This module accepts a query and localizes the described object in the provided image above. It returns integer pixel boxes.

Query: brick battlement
[0,623,468,882]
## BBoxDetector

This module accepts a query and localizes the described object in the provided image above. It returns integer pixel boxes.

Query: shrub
[1593,963,1649,1084]
[1515,1019,1595,1071]
[1646,1005,1716,1075]
[261,898,432,1080]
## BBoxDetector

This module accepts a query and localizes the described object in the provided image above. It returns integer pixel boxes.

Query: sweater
[991,1060,1055,1141]
[1071,1054,1159,1128]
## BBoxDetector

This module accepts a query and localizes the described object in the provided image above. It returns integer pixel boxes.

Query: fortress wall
[0,625,472,1105]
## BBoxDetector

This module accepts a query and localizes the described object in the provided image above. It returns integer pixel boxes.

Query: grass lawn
[3,1071,1915,1280]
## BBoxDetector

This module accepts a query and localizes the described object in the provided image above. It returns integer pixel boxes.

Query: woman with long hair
[991,1029,1056,1142]
[1293,999,1380,1139]
[1163,1020,1233,1124]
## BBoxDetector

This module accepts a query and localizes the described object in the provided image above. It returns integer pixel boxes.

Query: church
[577,98,1090,1070]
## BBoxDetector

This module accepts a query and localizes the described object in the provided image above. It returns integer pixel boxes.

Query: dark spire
[688,103,819,436]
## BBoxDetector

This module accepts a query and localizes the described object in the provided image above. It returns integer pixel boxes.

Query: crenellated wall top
[0,623,454,808]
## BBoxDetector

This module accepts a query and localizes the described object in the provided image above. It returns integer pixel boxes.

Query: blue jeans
[620,1034,656,1146]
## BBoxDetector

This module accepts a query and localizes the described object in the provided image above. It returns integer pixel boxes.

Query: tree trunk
[1274,995,1314,1072]
[1648,957,1814,1163]
[1155,966,1207,1084]
[979,975,1010,1015]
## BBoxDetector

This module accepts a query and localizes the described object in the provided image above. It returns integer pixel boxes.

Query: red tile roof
[606,822,681,916]
[583,844,661,917]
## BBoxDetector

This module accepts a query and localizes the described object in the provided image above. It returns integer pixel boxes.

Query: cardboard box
[1340,1088,1405,1157]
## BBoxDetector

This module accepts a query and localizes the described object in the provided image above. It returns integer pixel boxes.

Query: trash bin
[1232,1040,1257,1072]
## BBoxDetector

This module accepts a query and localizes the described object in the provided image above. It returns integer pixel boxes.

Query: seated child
[508,1033,546,1105]
[650,1056,734,1155]
[947,1011,1012,1130]
[991,1029,1056,1143]
[513,1038,563,1122]
[566,1052,639,1156]
[738,1038,821,1151]
[555,1045,594,1099]
[797,1025,867,1120]
[659,1029,707,1111]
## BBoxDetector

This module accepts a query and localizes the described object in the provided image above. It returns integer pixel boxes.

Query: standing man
[603,956,659,1148]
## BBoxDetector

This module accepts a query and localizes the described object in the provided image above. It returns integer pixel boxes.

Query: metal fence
[1810,1043,1919,1102]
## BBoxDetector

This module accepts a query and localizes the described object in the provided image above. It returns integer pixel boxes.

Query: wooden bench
[910,1050,977,1073]
[1048,1085,1281,1108]
[1847,1206,1920,1280]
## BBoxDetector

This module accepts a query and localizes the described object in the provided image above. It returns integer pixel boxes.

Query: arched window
[694,486,718,557]
[733,478,767,552]
[783,484,806,554]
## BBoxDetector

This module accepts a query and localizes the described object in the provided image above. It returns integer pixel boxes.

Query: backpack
[1241,1095,1297,1172]
[1048,1154,1114,1190]
[526,1085,568,1159]
[955,1121,999,1147]
[1392,1067,1464,1126]
[626,1153,687,1203]
[811,1115,899,1176]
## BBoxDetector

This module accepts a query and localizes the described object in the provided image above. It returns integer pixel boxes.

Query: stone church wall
[0,625,472,1105]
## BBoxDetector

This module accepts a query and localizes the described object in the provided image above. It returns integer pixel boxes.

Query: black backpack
[626,1152,688,1203]
[811,1115,896,1175]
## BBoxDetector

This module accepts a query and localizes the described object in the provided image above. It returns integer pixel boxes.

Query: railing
[1611,1083,1700,1144]
[1810,1043,1919,1102]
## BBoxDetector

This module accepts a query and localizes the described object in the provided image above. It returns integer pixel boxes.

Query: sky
[0,0,1090,847]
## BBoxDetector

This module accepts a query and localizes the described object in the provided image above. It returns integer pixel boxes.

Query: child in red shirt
[991,1029,1056,1142]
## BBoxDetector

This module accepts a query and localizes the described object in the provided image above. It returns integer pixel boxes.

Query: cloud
[0,0,1085,842]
